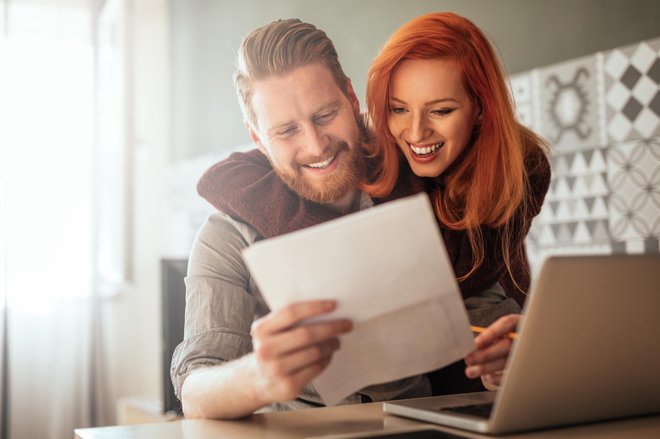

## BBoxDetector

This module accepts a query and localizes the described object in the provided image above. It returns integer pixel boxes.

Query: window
[0,0,94,311]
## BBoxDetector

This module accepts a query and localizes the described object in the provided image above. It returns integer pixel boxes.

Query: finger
[475,314,520,346]
[252,300,336,337]
[466,358,507,379]
[278,338,340,375]
[255,319,351,359]
[474,314,521,349]
[481,371,504,388]
[466,338,511,366]
[287,355,333,391]
[479,358,508,375]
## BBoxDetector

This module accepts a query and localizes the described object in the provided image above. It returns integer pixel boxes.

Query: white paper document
[242,193,475,406]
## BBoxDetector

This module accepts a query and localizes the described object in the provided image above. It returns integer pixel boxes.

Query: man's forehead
[250,63,345,127]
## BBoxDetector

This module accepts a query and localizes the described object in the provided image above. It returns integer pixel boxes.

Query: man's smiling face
[248,62,364,205]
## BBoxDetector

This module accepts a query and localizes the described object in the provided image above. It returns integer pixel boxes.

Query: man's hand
[464,314,521,390]
[250,300,352,404]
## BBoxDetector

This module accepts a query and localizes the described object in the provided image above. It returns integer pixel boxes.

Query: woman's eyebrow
[389,96,459,105]
[425,97,460,105]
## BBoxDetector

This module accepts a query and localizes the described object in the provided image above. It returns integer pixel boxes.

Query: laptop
[384,255,660,434]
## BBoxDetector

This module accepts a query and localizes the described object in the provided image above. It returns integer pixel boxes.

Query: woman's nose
[408,114,431,143]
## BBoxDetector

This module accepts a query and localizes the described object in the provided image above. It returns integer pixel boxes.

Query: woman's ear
[475,97,483,125]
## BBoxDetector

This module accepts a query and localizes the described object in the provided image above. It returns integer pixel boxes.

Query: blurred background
[0,0,658,438]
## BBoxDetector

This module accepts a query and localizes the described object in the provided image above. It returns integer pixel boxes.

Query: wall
[169,0,660,161]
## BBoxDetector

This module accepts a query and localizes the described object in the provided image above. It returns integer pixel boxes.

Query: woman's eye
[390,107,407,114]
[432,108,454,116]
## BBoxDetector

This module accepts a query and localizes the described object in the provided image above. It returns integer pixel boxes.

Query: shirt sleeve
[464,282,521,327]
[170,213,258,400]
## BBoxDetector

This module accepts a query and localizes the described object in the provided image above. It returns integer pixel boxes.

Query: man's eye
[277,127,297,137]
[315,111,336,124]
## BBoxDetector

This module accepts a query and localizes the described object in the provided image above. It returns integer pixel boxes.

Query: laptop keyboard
[436,403,494,419]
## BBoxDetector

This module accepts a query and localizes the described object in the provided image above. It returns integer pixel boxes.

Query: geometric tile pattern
[514,37,660,274]
[607,137,660,252]
[537,55,603,150]
[528,146,611,248]
[605,39,660,143]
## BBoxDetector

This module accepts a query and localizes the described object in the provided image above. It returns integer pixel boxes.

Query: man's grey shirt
[171,206,520,410]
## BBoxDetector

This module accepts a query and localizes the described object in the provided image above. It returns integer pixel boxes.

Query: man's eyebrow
[315,100,342,114]
[390,96,460,105]
[268,121,295,136]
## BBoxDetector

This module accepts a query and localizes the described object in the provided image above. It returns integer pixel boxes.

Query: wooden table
[75,401,660,439]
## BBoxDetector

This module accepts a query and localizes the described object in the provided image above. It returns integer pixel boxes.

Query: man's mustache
[293,141,348,170]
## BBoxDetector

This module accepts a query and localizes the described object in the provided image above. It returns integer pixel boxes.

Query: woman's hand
[464,314,521,390]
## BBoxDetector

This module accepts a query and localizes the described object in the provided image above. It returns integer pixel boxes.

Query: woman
[364,13,550,387]
[197,12,550,389]
[364,12,549,307]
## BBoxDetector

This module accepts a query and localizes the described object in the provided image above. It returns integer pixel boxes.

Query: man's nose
[303,125,329,156]
[408,114,431,144]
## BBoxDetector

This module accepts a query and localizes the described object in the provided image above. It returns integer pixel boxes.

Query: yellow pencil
[470,325,518,340]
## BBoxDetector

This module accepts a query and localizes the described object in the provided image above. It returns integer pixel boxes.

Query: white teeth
[409,142,443,156]
[306,155,334,168]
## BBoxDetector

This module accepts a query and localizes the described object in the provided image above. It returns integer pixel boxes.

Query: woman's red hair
[364,12,544,286]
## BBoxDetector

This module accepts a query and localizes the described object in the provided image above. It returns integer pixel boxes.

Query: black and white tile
[537,55,604,151]
[520,37,660,272]
[604,38,660,143]
[607,137,660,253]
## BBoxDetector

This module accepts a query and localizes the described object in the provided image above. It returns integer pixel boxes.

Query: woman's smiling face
[387,58,480,178]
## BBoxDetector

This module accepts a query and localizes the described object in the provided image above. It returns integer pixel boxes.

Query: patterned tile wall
[512,36,660,273]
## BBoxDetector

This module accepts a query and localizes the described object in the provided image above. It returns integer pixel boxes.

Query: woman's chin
[407,160,446,178]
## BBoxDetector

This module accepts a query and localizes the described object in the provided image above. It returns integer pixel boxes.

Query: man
[171,18,519,420]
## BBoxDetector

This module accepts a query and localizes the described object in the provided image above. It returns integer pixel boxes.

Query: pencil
[470,325,518,340]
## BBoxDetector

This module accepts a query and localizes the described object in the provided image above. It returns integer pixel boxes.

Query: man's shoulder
[200,211,263,244]
[188,211,263,278]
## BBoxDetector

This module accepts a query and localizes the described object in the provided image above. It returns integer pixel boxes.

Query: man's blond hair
[234,18,350,126]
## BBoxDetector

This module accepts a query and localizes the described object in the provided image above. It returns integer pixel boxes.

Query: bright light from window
[0,3,94,313]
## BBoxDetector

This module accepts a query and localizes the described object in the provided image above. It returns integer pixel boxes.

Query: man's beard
[272,139,364,204]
